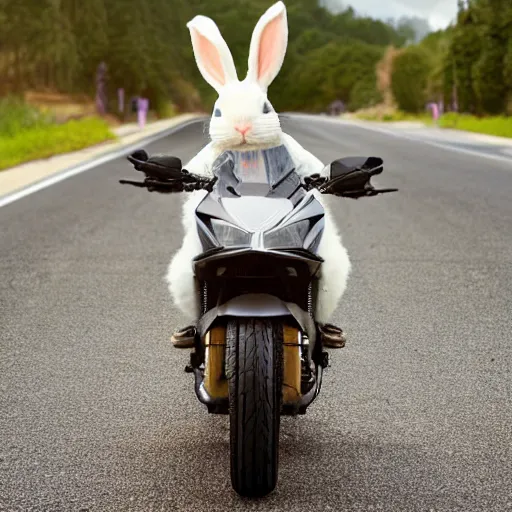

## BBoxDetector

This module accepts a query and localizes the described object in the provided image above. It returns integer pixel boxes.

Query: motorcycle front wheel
[226,318,283,498]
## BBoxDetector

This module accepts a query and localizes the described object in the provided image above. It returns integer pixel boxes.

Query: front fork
[197,323,302,402]
[188,321,328,414]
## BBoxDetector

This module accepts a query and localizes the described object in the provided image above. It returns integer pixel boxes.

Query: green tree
[419,29,453,105]
[391,46,432,112]
[283,41,383,111]
[105,0,153,100]
[0,0,428,113]
[450,4,481,113]
[37,0,79,91]
[505,38,512,89]
[62,0,108,92]
[472,0,508,114]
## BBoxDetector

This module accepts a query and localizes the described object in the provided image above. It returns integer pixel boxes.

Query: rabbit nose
[235,124,252,135]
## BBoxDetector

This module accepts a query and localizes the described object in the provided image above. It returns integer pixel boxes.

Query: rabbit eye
[214,108,222,117]
[263,103,272,114]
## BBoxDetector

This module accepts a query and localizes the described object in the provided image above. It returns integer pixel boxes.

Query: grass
[0,116,116,171]
[353,106,512,139]
[0,96,116,170]
[438,113,512,139]
[381,111,433,123]
[353,107,433,124]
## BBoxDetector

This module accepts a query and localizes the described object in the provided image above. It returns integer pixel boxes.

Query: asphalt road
[324,116,512,163]
[1,116,511,511]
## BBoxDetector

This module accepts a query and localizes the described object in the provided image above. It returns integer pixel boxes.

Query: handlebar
[120,151,398,198]
[120,150,217,193]
[303,156,398,198]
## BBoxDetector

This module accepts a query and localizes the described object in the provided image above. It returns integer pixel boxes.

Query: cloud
[322,0,458,30]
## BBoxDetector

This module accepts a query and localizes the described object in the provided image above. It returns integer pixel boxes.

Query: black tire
[226,318,283,498]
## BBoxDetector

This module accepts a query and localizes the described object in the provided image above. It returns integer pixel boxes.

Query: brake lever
[120,176,186,192]
[336,187,399,199]
[368,188,399,195]
[119,179,147,188]
[120,175,218,193]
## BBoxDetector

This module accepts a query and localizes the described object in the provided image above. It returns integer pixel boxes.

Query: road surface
[1,116,511,511]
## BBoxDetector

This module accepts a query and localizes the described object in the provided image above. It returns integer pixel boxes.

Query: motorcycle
[121,144,397,497]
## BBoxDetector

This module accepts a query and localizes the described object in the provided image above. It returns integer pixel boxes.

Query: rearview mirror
[330,157,383,179]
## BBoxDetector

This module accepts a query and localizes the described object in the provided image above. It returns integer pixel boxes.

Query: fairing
[193,144,324,347]
[195,144,325,256]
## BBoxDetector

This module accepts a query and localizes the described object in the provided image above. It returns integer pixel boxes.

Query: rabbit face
[187,2,288,151]
[210,81,281,150]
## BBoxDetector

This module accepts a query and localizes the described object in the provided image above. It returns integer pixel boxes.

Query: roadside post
[137,98,149,129]
[428,102,440,127]
[95,62,108,115]
[118,88,125,114]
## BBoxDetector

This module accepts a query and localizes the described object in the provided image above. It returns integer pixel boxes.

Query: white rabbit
[166,1,350,330]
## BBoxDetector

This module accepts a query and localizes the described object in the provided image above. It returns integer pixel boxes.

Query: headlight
[210,219,251,246]
[264,220,310,249]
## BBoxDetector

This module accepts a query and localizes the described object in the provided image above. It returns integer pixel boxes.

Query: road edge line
[289,113,512,165]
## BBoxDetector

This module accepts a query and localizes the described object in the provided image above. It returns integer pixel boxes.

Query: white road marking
[289,114,512,166]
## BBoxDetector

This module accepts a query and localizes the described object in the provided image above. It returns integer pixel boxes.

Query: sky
[323,0,459,30]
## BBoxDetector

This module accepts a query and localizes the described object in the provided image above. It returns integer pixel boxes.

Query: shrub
[0,96,54,137]
[349,79,382,111]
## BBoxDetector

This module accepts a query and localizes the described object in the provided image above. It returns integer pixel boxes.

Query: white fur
[186,15,239,92]
[246,1,288,90]
[166,2,351,324]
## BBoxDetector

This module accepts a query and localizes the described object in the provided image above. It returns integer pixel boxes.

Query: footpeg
[171,325,196,348]
[319,323,346,348]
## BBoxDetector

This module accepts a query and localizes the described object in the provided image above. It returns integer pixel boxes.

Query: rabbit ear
[246,1,288,91]
[187,15,238,92]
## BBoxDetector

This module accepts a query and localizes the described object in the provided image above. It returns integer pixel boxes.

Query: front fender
[197,293,317,348]
[218,293,290,317]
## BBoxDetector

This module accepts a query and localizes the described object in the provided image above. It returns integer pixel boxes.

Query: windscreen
[211,144,303,200]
